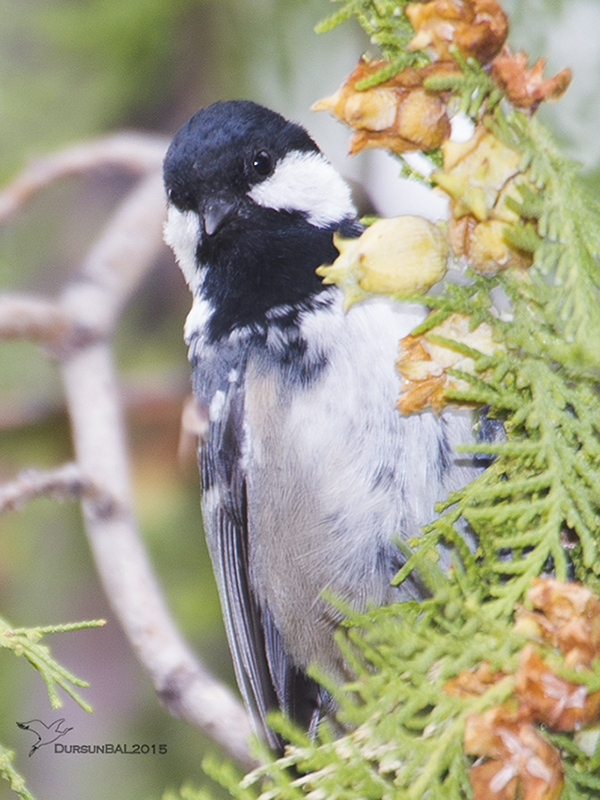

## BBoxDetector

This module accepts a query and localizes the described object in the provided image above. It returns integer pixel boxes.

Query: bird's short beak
[202,197,238,236]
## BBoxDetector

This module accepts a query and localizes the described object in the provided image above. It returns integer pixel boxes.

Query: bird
[162,99,477,750]
[16,718,73,756]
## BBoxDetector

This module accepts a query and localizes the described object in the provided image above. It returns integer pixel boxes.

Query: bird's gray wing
[199,374,277,748]
[261,602,326,736]
[196,348,320,748]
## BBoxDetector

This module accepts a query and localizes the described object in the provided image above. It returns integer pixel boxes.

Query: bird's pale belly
[242,302,471,678]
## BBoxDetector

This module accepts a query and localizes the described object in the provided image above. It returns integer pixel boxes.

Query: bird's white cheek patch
[248,151,355,228]
[163,206,202,290]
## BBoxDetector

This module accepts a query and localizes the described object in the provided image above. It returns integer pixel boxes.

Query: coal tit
[163,100,476,749]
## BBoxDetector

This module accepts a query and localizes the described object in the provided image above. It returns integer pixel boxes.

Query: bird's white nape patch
[163,206,202,290]
[248,151,355,228]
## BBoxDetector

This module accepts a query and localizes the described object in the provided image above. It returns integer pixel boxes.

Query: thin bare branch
[61,339,255,766]
[0,133,168,222]
[0,462,90,513]
[0,170,170,354]
[1,139,256,765]
[56,170,256,766]
[60,170,169,334]
[0,378,188,432]
[0,293,71,346]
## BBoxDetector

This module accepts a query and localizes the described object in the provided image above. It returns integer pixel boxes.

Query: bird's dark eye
[251,150,273,177]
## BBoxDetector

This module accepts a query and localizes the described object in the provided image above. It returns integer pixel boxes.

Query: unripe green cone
[317,215,449,310]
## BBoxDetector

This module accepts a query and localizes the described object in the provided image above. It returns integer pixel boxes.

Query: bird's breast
[242,293,441,673]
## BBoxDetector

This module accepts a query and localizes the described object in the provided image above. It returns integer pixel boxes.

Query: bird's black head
[164,100,356,340]
[164,101,319,219]
[163,100,359,342]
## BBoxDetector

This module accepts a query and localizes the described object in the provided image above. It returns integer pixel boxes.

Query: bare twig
[61,339,255,766]
[0,168,172,352]
[0,462,91,513]
[0,133,169,222]
[0,294,71,346]
[0,376,189,431]
[0,139,256,767]
[59,170,170,343]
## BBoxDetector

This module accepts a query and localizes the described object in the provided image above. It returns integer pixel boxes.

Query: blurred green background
[0,1,599,798]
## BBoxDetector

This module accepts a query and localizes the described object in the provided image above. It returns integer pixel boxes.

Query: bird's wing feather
[262,602,324,734]
[197,351,299,749]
